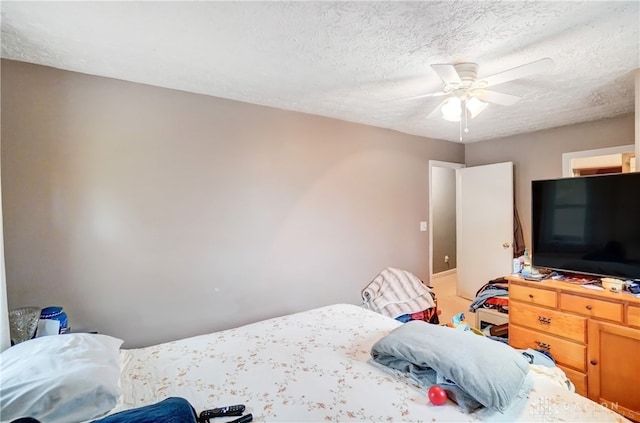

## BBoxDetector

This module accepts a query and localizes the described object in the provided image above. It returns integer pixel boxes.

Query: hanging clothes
[513,207,525,258]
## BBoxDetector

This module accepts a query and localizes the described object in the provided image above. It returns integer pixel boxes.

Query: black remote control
[228,414,253,423]
[199,404,245,420]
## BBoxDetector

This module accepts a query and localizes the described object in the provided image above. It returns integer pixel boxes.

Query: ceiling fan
[400,58,554,138]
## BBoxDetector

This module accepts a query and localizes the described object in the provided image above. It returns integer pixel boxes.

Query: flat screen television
[531,172,640,280]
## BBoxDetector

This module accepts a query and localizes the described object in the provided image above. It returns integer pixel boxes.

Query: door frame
[428,160,464,283]
[562,145,635,177]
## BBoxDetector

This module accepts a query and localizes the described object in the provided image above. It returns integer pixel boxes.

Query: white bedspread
[113,304,628,422]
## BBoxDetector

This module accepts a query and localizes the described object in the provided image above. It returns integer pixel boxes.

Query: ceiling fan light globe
[466,96,488,118]
[441,97,462,122]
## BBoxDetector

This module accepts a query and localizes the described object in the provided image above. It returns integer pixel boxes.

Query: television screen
[531,172,640,280]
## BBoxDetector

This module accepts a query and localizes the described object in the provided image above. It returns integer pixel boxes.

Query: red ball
[428,385,447,406]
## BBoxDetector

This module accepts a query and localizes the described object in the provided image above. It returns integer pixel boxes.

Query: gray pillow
[371,320,529,412]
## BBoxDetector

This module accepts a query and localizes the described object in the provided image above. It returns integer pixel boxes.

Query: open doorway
[562,145,635,177]
[428,161,464,283]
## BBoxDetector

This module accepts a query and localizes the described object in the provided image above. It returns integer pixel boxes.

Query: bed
[0,304,629,422]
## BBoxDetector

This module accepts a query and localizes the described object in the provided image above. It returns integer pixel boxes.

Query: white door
[456,162,513,300]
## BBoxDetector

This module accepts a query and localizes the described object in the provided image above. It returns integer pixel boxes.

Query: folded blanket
[370,320,529,413]
[362,268,435,318]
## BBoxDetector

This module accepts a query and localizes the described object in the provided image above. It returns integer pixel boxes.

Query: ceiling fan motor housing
[444,63,485,99]
[453,63,478,85]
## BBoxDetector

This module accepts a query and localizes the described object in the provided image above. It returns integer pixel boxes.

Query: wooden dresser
[506,276,640,421]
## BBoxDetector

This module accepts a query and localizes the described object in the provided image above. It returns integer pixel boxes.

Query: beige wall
[1,60,463,347]
[465,113,635,249]
[431,166,456,274]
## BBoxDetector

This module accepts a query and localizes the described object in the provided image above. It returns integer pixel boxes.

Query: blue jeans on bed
[92,397,198,423]
[10,398,197,423]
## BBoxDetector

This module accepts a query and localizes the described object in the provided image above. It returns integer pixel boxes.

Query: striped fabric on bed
[362,267,436,318]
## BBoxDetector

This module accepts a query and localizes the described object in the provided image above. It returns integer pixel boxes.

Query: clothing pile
[362,267,439,324]
[469,277,509,314]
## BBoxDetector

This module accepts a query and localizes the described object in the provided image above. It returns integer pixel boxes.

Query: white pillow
[0,333,123,423]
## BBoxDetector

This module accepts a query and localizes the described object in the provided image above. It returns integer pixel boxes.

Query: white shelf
[475,307,508,329]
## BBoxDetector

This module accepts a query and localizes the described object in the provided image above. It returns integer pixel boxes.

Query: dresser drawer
[510,301,586,343]
[509,325,586,371]
[557,364,587,397]
[628,306,640,329]
[510,284,557,308]
[560,293,623,323]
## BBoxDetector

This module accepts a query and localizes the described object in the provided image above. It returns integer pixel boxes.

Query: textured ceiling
[1,1,639,143]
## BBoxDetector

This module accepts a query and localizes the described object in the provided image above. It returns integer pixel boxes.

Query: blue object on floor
[395,314,412,323]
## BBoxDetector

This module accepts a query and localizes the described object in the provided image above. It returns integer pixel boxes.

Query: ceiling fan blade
[431,64,462,85]
[479,58,554,88]
[386,91,447,102]
[474,90,522,106]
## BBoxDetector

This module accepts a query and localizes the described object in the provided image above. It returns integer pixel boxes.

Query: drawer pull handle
[528,294,534,299]
[586,305,593,310]
[590,360,598,366]
[537,316,552,324]
[536,341,551,350]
